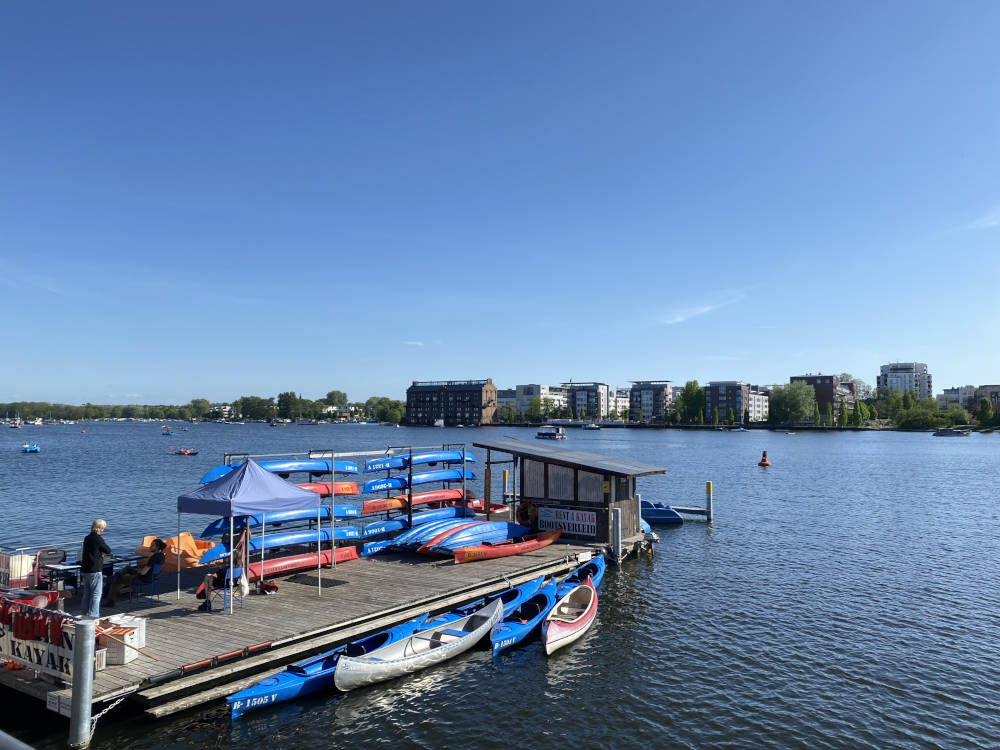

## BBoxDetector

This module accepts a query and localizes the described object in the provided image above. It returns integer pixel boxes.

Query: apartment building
[628,380,673,423]
[405,379,497,426]
[790,374,857,421]
[562,382,609,419]
[936,386,977,412]
[514,384,568,416]
[704,381,769,423]
[975,385,1000,412]
[877,362,933,399]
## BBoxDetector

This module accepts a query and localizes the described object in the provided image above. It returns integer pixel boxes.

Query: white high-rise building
[877,362,933,399]
[514,384,568,416]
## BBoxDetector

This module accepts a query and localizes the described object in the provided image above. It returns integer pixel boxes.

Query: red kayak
[361,488,468,515]
[195,546,358,594]
[297,481,359,497]
[542,575,597,654]
[452,528,562,563]
[449,499,508,515]
[415,522,484,555]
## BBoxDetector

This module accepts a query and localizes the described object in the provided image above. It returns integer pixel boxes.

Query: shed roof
[472,438,667,477]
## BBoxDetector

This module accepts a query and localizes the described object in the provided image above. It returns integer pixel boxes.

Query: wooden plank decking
[0,543,597,717]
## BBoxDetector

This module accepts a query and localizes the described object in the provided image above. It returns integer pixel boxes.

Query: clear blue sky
[2,2,998,404]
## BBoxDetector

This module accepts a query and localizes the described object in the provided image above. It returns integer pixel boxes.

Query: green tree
[813,403,821,425]
[825,402,833,427]
[743,407,750,425]
[277,391,301,420]
[978,397,994,426]
[712,407,719,426]
[235,396,276,421]
[529,396,543,423]
[902,390,918,410]
[189,399,210,419]
[838,398,849,427]
[679,381,705,424]
[324,390,348,407]
[768,382,817,425]
[727,408,735,426]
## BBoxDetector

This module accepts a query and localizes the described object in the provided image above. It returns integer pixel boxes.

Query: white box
[99,627,138,665]
[94,647,107,671]
[105,615,146,649]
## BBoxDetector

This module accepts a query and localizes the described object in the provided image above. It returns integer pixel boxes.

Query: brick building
[405,379,497,426]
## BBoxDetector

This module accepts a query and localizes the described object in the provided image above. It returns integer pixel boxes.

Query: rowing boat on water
[557,553,606,596]
[453,528,562,563]
[543,576,598,655]
[333,598,503,692]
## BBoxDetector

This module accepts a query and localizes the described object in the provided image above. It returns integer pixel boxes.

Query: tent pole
[331,453,337,570]
[260,514,265,593]
[176,512,181,600]
[317,503,322,597]
[229,515,234,615]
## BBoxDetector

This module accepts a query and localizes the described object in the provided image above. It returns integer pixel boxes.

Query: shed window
[578,470,604,504]
[547,464,575,501]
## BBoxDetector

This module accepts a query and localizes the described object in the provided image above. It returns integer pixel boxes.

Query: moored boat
[227,611,429,718]
[543,576,598,655]
[557,553,606,596]
[640,499,684,525]
[536,425,567,440]
[491,578,558,655]
[932,427,971,436]
[453,528,562,563]
[333,598,503,692]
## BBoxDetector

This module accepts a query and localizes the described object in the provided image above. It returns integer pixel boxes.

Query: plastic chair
[130,563,163,601]
[211,568,245,612]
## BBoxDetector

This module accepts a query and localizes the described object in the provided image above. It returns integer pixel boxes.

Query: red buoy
[758,450,771,467]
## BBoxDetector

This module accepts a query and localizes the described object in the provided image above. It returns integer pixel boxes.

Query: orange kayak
[297,481,359,497]
[453,529,563,564]
[361,488,468,515]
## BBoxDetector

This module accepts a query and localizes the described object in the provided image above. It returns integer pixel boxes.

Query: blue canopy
[177,459,321,516]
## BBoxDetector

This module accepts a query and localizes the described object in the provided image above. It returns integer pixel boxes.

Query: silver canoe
[333,598,503,691]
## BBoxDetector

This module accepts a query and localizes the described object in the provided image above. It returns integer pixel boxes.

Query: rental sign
[538,508,598,537]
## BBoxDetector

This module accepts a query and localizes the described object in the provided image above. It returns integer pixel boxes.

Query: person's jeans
[80,572,103,618]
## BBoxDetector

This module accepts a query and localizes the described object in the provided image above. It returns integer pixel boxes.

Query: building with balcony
[628,380,673,423]
[877,362,932,399]
[562,382,610,419]
[704,381,770,423]
[611,388,630,419]
[790,374,857,421]
[405,379,497,426]
[936,386,977,412]
[514,384,568,417]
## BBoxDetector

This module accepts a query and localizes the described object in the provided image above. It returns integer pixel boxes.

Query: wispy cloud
[403,341,424,347]
[661,295,744,325]
[967,206,1000,230]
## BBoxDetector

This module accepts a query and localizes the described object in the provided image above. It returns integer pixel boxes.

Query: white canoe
[333,598,503,691]
[542,576,598,655]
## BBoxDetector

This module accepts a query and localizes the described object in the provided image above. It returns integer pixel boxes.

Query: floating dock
[0,544,594,720]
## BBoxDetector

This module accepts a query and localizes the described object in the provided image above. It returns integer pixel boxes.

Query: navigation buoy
[758,450,771,467]
[81,428,86,434]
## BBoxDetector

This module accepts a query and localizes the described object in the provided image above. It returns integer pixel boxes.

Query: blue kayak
[491,578,558,655]
[200,459,360,484]
[361,539,393,557]
[389,518,475,550]
[199,526,361,564]
[425,522,532,554]
[556,554,606,597]
[364,450,477,473]
[362,469,476,494]
[426,576,545,628]
[200,506,360,538]
[360,506,476,538]
[227,612,429,719]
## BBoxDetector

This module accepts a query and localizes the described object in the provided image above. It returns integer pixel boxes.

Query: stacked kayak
[200,459,360,484]
[390,518,477,551]
[199,527,360,565]
[364,450,476,472]
[363,468,475,494]
[453,529,562,563]
[200,506,360,538]
[360,506,476,539]
[227,612,430,718]
[361,488,467,515]
[416,522,532,555]
[297,481,359,497]
[194,547,359,596]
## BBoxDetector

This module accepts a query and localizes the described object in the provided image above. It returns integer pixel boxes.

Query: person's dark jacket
[81,532,111,573]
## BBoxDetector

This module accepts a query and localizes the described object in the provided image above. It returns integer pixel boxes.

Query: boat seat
[437,628,467,638]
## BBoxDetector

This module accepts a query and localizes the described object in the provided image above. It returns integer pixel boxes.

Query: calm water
[2,423,999,749]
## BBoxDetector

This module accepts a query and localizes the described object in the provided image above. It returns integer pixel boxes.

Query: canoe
[333,598,503,692]
[361,488,467,515]
[361,506,476,539]
[640,500,683,525]
[491,578,558,655]
[195,546,359,595]
[390,518,476,550]
[543,576,598,655]
[198,527,361,564]
[557,553,606,597]
[361,539,393,557]
[415,522,485,554]
[364,450,477,473]
[228,612,428,718]
[171,449,198,455]
[200,506,361,538]
[453,528,563,563]
[200,459,360,484]
[427,576,544,630]
[297,482,359,497]
[362,469,476,495]
[423,522,532,555]
[22,445,40,453]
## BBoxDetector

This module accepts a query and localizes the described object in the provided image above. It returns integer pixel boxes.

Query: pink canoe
[542,576,597,655]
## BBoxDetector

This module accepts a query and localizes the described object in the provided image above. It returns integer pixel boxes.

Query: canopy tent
[176,459,324,612]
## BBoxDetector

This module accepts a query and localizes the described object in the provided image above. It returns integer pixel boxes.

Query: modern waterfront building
[975,385,1000,413]
[936,386,977,412]
[562,382,610,419]
[514,384,568,417]
[496,389,516,410]
[790,374,857,421]
[405,379,497,426]
[704,381,769,423]
[612,388,630,419]
[628,380,673,423]
[877,362,932,399]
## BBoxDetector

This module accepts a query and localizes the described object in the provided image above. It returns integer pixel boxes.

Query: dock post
[68,617,96,749]
[484,449,492,521]
[705,481,713,523]
[611,507,623,564]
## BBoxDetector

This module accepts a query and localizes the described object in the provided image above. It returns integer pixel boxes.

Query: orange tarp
[134,532,214,572]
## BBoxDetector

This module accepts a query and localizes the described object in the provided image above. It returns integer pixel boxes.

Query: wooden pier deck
[0,543,596,718]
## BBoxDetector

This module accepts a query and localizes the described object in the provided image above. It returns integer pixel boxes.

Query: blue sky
[1,2,998,404]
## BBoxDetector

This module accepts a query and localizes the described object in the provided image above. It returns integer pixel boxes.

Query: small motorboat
[536,425,567,439]
[491,578,558,655]
[932,428,971,436]
[333,598,503,691]
[22,443,40,453]
[640,499,684,525]
[453,528,563,563]
[543,576,598,655]
[582,423,600,431]
[228,611,429,718]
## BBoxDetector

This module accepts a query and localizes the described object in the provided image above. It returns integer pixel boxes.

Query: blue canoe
[200,459,360,484]
[641,499,684,525]
[557,554,606,597]
[360,506,476,539]
[425,522,532,555]
[491,578,558,655]
[390,518,476,550]
[227,612,430,718]
[427,576,545,628]
[364,450,477,473]
[199,526,361,564]
[200,506,360,538]
[22,444,40,453]
[362,469,476,494]
[361,539,393,557]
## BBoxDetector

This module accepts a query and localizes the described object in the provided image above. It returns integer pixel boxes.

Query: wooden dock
[0,543,596,719]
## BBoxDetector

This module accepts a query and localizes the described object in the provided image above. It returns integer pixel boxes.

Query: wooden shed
[472,438,666,546]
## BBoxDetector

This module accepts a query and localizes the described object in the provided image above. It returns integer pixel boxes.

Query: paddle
[94,625,159,661]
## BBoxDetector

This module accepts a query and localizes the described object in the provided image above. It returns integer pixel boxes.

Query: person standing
[80,519,110,618]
